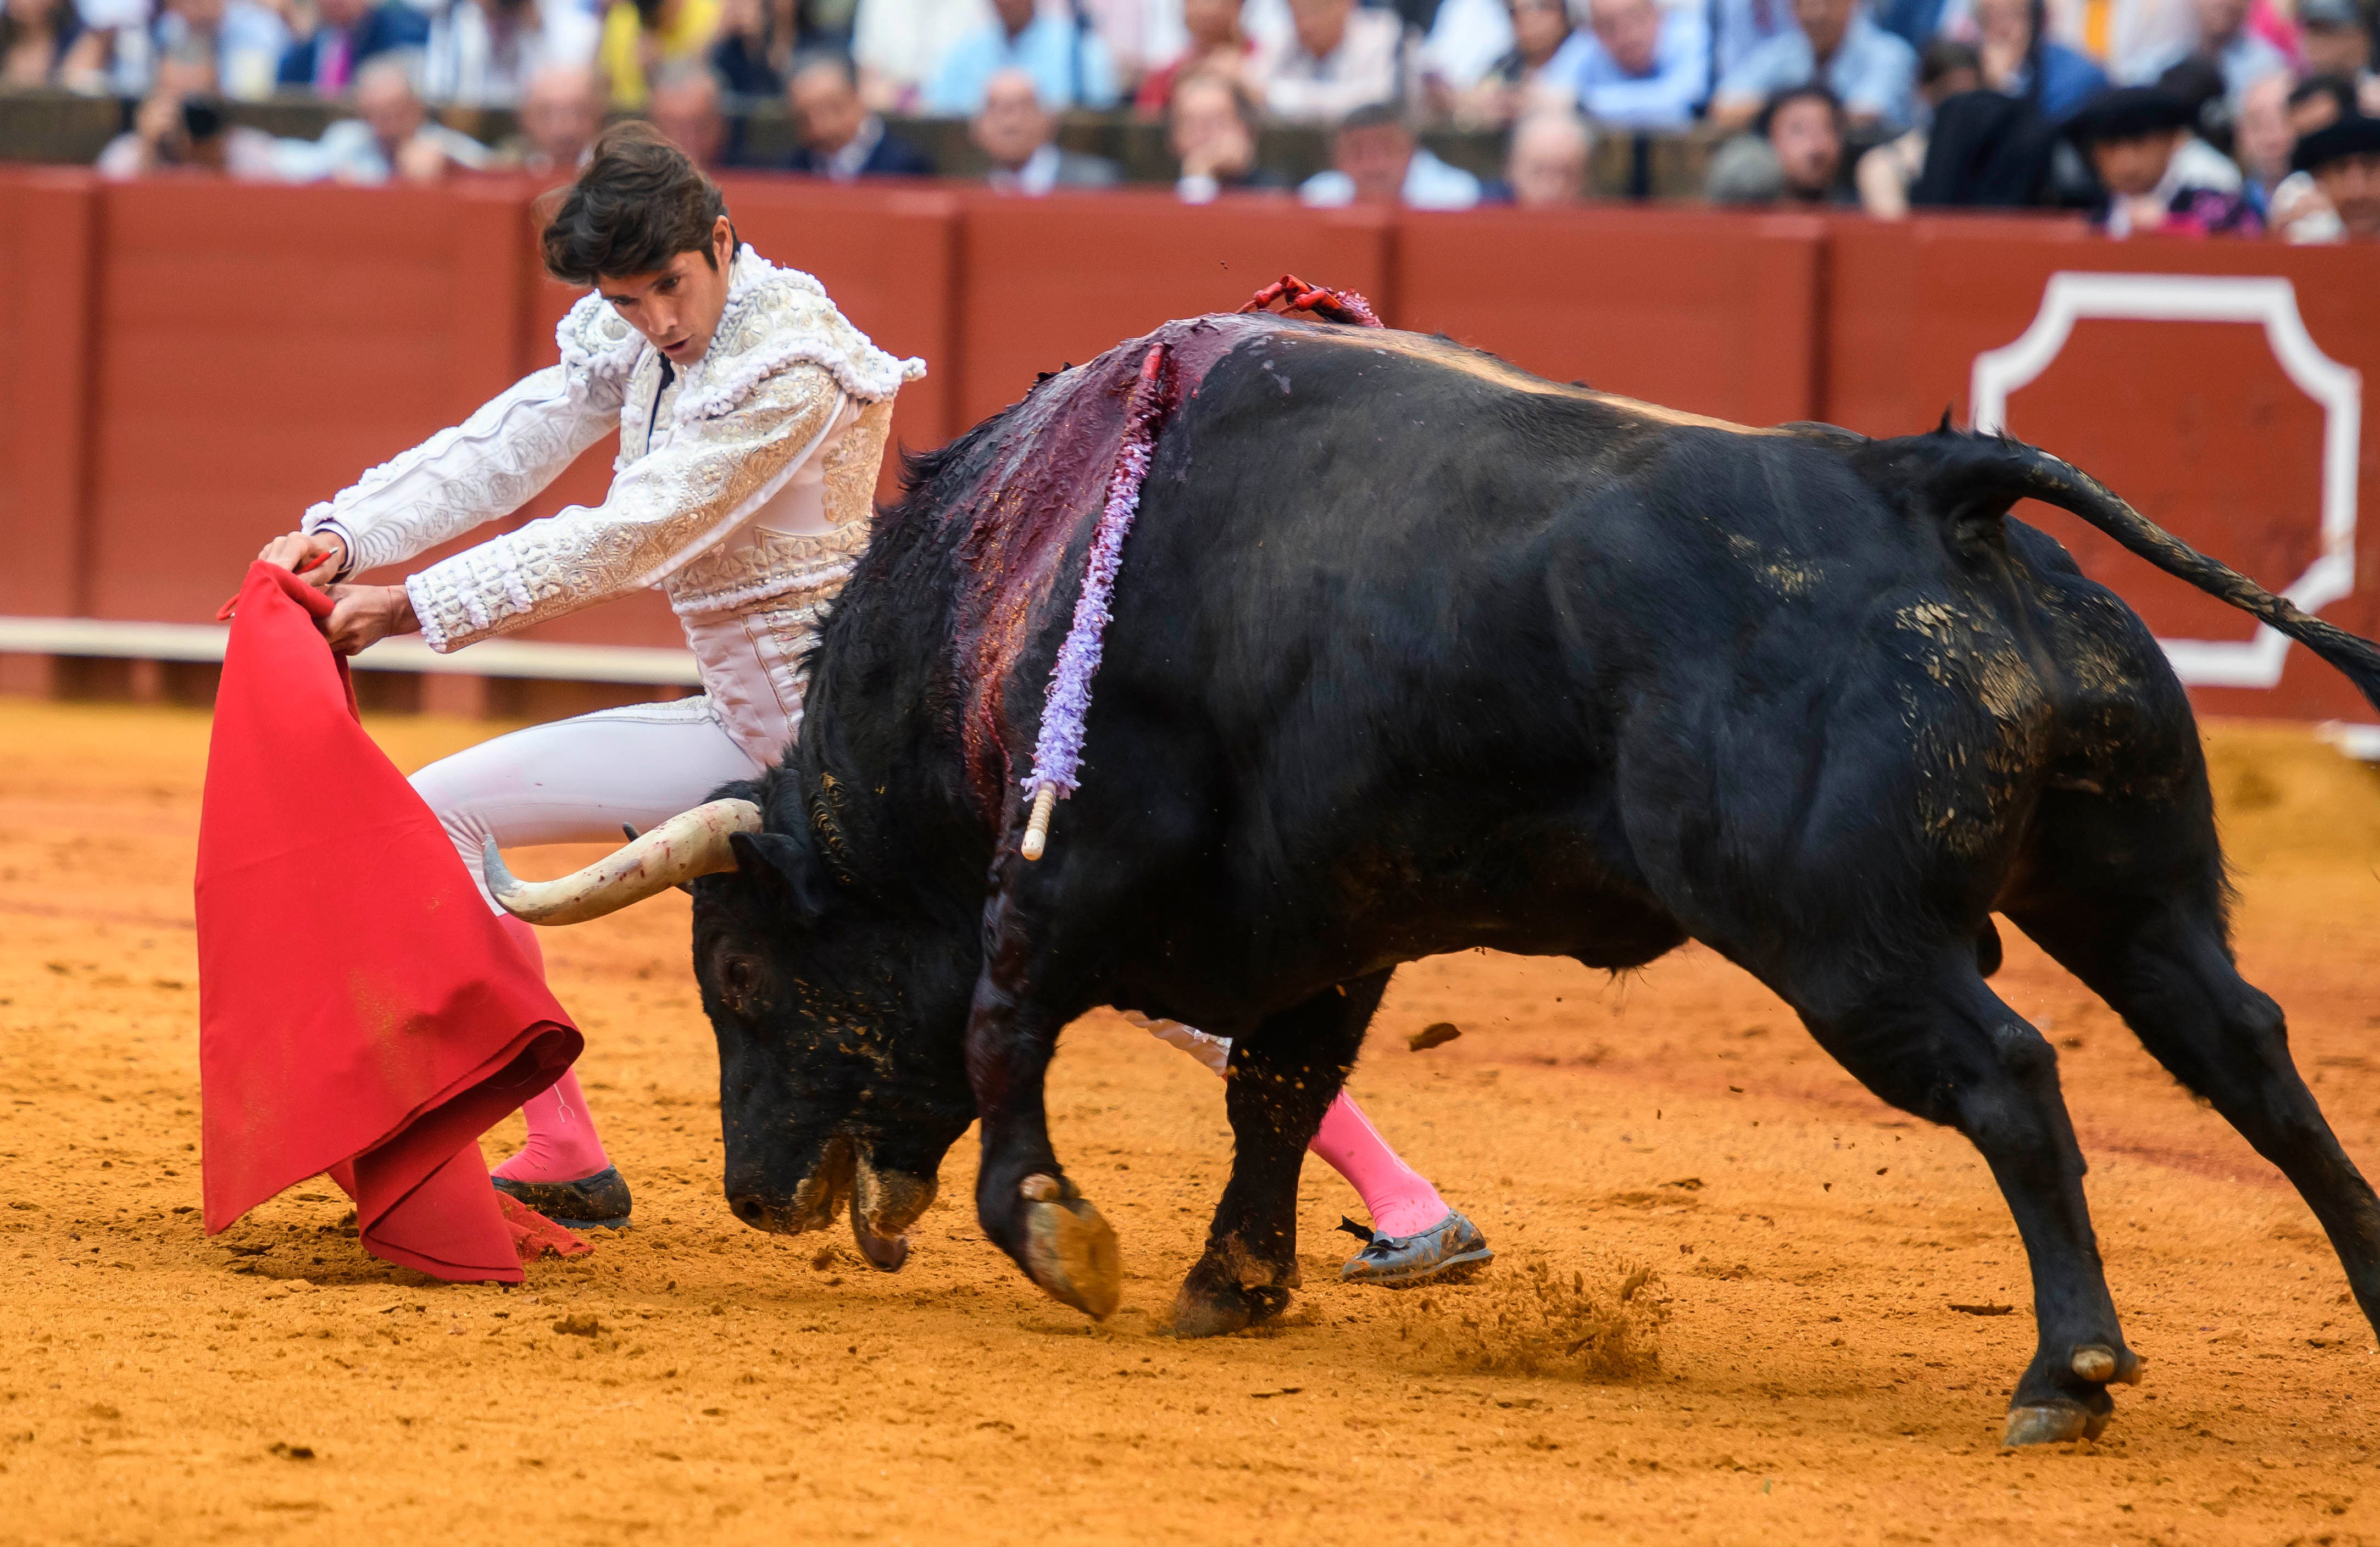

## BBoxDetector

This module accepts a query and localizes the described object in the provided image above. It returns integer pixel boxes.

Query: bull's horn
[482,798,763,925]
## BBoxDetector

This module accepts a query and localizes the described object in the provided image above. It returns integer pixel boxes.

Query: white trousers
[412,694,766,912]
[408,695,1237,1070]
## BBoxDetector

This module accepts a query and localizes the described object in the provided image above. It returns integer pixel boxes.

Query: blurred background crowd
[0,0,2374,236]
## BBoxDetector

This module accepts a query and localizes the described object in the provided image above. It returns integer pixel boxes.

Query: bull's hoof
[1171,1278,1292,1339]
[1172,1237,1298,1338]
[2001,1401,2107,1447]
[1019,1184,1120,1320]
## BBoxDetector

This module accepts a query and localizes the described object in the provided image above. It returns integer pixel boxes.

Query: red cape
[197,562,582,1281]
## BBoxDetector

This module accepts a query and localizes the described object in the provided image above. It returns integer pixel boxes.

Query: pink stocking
[1133,1016,1452,1240]
[489,918,613,1186]
[1309,1092,1449,1239]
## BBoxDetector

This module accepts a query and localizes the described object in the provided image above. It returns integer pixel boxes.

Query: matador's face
[597,215,739,370]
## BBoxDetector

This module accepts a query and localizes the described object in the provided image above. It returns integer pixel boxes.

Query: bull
[490,307,2380,1446]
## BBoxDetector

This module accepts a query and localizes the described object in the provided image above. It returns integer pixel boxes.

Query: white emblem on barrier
[1969,272,2361,689]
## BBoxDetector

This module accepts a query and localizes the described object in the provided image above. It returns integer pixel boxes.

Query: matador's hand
[257,530,347,586]
[321,584,418,656]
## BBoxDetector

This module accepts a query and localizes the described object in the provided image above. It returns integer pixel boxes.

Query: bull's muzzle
[728,1131,855,1236]
[724,1134,934,1276]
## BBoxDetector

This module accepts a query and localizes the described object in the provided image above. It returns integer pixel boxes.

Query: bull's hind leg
[2010,892,2380,1340]
[1784,955,2139,1444]
[1174,970,1390,1338]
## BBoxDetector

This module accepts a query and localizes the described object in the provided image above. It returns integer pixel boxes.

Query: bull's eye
[725,958,757,998]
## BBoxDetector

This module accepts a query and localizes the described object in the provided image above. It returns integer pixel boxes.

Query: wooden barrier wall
[0,169,100,622]
[4,168,2377,727]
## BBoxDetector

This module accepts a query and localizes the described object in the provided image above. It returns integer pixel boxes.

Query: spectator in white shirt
[1573,0,1709,127]
[64,0,155,98]
[269,55,494,183]
[851,0,991,109]
[1420,0,1521,103]
[1299,100,1483,204]
[421,0,601,107]
[1253,0,1408,122]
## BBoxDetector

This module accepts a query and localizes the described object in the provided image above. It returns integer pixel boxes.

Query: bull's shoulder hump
[1265,324,1778,438]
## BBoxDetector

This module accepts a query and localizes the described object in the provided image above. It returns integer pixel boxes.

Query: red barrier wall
[83,177,529,622]
[7,166,2378,732]
[1398,205,1824,425]
[0,170,99,619]
[1828,218,2380,724]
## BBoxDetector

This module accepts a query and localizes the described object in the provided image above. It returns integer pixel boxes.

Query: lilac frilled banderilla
[1019,342,1173,861]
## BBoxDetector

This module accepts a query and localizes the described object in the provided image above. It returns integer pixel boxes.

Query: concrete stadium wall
[3,166,2377,730]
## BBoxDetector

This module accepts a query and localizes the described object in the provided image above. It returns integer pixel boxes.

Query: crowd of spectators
[1,0,2374,237]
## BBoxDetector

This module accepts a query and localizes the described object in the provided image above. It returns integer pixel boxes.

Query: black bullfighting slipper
[491,1165,633,1230]
[1336,1210,1494,1287]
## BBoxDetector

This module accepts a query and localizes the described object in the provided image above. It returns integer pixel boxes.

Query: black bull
[673,312,2380,1445]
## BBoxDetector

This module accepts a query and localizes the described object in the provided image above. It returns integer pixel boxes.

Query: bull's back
[1115,327,1972,759]
[1084,332,1922,945]
[1094,326,2194,962]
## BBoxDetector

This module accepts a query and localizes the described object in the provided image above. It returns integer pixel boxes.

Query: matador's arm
[403,363,848,652]
[301,293,644,577]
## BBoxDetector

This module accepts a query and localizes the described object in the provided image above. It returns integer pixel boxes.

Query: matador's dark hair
[540,121,733,285]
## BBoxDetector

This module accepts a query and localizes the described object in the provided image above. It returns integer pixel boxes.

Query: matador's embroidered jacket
[301,246,924,762]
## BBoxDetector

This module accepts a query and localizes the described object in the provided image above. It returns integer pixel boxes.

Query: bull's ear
[728,830,837,923]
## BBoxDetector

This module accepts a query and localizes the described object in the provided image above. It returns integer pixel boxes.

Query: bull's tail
[1852,425,2380,717]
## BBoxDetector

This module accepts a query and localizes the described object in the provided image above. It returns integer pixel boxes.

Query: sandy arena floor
[4,697,2380,1545]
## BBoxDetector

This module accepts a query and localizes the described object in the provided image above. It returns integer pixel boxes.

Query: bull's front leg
[1175,970,1389,1337]
[965,879,1120,1320]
